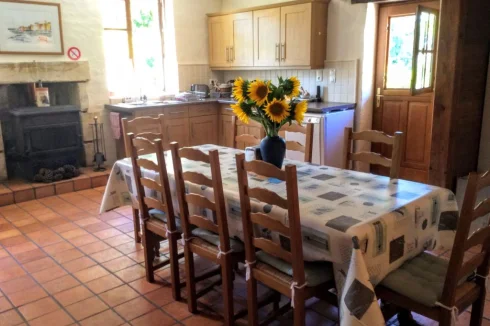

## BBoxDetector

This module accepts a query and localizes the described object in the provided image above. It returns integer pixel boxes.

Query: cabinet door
[230,12,254,67]
[209,16,231,67]
[235,121,248,150]
[165,118,190,149]
[247,121,265,141]
[280,3,311,66]
[254,8,281,67]
[219,115,234,148]
[189,115,218,146]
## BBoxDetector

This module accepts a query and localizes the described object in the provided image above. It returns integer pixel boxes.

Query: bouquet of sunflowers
[231,76,308,137]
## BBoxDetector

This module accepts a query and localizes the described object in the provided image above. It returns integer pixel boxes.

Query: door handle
[376,94,384,108]
[281,43,285,61]
[275,43,280,61]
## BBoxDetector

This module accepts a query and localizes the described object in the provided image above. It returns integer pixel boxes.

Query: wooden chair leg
[184,247,197,313]
[132,207,141,243]
[221,257,234,326]
[439,310,453,326]
[293,290,305,326]
[247,277,259,326]
[142,226,155,283]
[168,235,181,301]
[470,291,486,326]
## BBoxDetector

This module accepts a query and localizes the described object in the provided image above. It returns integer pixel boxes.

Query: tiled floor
[0,188,488,325]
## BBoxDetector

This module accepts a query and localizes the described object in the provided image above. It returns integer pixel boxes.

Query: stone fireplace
[0,61,93,181]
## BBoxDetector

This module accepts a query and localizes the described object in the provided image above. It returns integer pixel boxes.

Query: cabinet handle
[275,43,280,61]
[232,46,235,61]
[281,43,286,61]
[226,47,229,62]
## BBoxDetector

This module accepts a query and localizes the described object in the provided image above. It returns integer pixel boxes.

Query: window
[384,6,439,94]
[102,0,165,97]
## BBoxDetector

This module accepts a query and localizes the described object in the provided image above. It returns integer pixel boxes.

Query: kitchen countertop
[104,99,355,114]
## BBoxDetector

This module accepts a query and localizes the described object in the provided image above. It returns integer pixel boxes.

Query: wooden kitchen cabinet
[254,8,281,67]
[208,15,230,67]
[280,4,312,67]
[189,115,218,146]
[219,115,234,148]
[164,118,190,148]
[219,103,265,149]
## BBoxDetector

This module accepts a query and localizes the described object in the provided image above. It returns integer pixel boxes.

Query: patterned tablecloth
[100,144,458,325]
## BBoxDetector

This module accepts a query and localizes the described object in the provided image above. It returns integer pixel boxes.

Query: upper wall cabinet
[208,0,329,70]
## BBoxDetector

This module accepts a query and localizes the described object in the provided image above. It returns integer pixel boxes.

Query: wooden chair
[342,127,403,179]
[232,115,263,149]
[128,133,183,301]
[235,153,337,326]
[376,170,490,326]
[279,123,314,163]
[122,114,165,243]
[170,142,246,325]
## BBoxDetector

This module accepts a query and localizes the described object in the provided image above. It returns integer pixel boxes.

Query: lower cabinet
[219,115,234,148]
[164,118,190,148]
[189,115,218,146]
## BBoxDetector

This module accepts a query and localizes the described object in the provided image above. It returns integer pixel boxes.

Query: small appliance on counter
[190,84,210,98]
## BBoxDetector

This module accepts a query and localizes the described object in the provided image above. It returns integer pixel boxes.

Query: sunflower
[294,100,308,125]
[231,102,249,124]
[248,79,271,106]
[233,77,247,102]
[288,76,301,98]
[264,99,290,124]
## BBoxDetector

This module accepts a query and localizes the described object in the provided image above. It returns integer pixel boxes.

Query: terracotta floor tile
[145,287,175,307]
[0,275,36,294]
[106,217,132,227]
[79,309,125,326]
[66,296,108,321]
[42,275,80,294]
[51,222,79,233]
[83,222,112,233]
[0,235,29,247]
[69,234,98,247]
[0,265,26,282]
[114,296,156,321]
[61,228,89,240]
[62,256,97,273]
[0,309,24,326]
[163,301,192,321]
[18,297,59,321]
[104,234,133,247]
[115,264,146,283]
[94,228,123,240]
[51,248,85,264]
[99,211,123,222]
[129,278,163,294]
[0,257,18,269]
[13,248,47,264]
[28,229,63,247]
[182,314,223,326]
[73,265,109,283]
[0,297,12,313]
[131,309,176,325]
[86,274,123,294]
[79,241,111,255]
[43,241,74,255]
[90,248,123,263]
[22,257,57,274]
[7,241,38,255]
[99,284,140,307]
[29,309,74,326]
[75,217,100,227]
[0,229,21,240]
[126,250,145,263]
[54,285,93,307]
[43,218,69,228]
[7,284,48,307]
[102,256,137,273]
[115,223,135,234]
[115,242,143,254]
[32,265,67,283]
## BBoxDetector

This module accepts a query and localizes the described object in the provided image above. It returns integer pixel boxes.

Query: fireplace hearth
[6,105,85,180]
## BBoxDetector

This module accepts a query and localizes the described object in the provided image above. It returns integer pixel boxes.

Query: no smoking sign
[67,47,81,61]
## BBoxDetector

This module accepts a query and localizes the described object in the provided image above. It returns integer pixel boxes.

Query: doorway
[372,0,439,183]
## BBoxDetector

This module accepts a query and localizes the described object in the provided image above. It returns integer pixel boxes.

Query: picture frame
[0,0,64,55]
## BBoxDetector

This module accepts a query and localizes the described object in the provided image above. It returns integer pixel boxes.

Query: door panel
[280,4,311,66]
[189,115,218,146]
[230,13,254,67]
[209,16,230,67]
[165,118,190,148]
[403,101,432,168]
[254,8,281,67]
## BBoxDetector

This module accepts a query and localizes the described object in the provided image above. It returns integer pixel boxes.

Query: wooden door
[373,1,439,183]
[219,115,234,147]
[208,15,231,67]
[280,3,311,67]
[230,12,254,67]
[189,115,218,146]
[165,118,190,148]
[254,8,281,67]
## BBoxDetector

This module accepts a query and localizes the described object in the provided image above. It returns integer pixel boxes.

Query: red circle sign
[67,47,81,61]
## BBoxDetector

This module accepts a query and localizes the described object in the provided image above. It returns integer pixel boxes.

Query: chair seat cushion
[148,209,182,232]
[256,251,333,287]
[380,252,470,307]
[191,228,244,253]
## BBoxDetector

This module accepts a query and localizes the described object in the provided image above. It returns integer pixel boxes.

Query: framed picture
[0,0,64,55]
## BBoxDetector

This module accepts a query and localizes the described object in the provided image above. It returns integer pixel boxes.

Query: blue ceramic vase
[259,136,286,168]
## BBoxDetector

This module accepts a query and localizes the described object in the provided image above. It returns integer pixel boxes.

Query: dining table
[100,144,459,325]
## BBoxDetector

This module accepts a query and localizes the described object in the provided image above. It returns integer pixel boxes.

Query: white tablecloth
[100,144,458,325]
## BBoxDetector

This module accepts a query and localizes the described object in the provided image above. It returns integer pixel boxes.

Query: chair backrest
[232,115,262,149]
[279,123,314,163]
[235,153,306,285]
[128,133,178,232]
[122,114,165,156]
[442,170,490,305]
[170,142,231,251]
[342,127,403,179]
